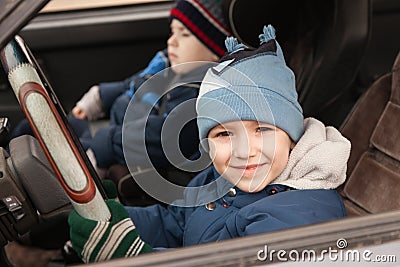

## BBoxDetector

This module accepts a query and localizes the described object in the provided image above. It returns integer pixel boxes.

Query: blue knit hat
[170,0,231,57]
[196,25,304,143]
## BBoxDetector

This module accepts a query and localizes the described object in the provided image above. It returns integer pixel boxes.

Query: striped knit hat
[170,0,231,57]
[197,25,304,143]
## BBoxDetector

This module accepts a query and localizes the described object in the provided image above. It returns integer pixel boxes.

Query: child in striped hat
[69,0,232,174]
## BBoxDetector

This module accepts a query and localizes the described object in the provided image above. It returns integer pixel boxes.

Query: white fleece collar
[273,118,351,190]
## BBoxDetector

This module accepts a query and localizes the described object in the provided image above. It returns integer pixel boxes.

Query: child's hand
[74,85,105,121]
[102,179,119,200]
[68,199,152,263]
[72,106,88,119]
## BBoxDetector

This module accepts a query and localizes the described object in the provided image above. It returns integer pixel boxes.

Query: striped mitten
[68,199,152,263]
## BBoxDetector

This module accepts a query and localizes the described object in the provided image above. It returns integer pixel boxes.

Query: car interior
[0,0,400,266]
[340,51,400,216]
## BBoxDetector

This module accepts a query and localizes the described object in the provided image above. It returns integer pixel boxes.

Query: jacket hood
[273,118,351,190]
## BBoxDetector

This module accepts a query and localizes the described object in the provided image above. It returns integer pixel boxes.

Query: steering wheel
[0,36,112,265]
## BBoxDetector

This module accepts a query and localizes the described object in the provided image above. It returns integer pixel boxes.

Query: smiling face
[167,19,219,73]
[208,120,293,193]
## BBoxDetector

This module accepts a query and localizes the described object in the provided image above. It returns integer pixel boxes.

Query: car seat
[223,0,371,127]
[339,51,400,216]
[107,152,203,206]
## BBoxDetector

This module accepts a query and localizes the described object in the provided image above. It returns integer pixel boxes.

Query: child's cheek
[261,136,276,159]
[207,139,217,161]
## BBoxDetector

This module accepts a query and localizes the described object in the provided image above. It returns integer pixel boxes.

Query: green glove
[68,199,152,263]
[102,179,118,199]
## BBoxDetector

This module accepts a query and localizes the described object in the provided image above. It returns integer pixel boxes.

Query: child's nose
[232,135,258,158]
[167,34,177,46]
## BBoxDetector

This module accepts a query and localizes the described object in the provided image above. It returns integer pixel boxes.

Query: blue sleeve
[125,204,186,248]
[98,74,139,115]
[88,112,175,168]
[89,125,124,168]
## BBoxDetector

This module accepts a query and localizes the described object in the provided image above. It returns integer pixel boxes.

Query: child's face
[208,120,293,193]
[167,19,219,74]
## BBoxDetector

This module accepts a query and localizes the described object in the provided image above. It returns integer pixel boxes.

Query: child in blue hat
[68,25,351,263]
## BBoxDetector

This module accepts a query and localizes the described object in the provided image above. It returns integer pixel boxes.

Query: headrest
[223,0,332,48]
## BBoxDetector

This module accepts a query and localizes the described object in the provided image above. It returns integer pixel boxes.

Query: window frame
[40,0,172,13]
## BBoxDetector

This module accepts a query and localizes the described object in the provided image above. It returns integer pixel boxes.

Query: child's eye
[257,127,274,132]
[181,32,191,37]
[216,131,232,137]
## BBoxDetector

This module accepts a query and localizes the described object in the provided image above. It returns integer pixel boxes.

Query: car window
[41,0,171,13]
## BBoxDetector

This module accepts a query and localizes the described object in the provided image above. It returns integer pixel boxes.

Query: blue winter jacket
[125,166,347,248]
[89,49,207,169]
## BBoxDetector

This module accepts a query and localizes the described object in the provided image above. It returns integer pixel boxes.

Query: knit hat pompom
[170,0,231,57]
[196,25,304,143]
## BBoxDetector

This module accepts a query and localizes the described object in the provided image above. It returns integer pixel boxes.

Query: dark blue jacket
[125,166,347,248]
[89,50,208,169]
[91,82,200,168]
[98,49,170,116]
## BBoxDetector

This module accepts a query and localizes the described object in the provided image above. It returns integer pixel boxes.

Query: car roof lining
[0,0,50,49]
